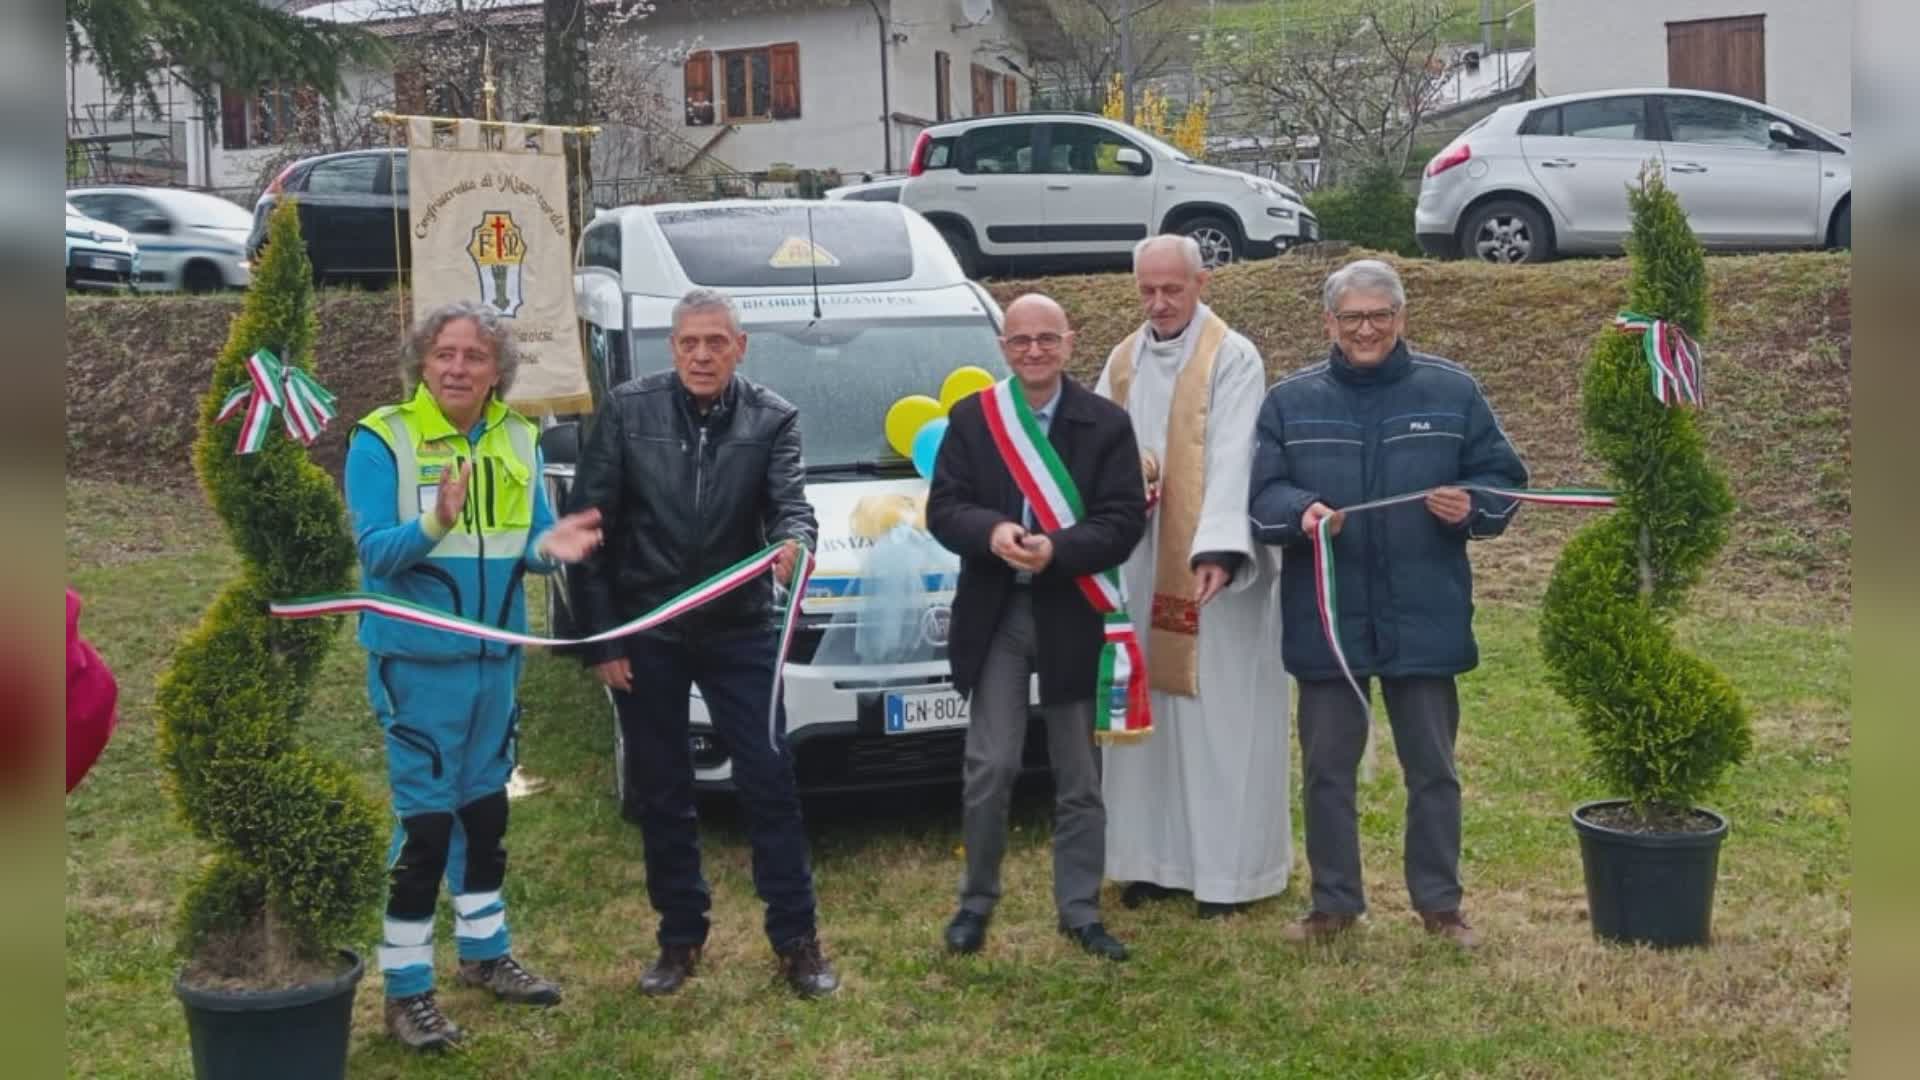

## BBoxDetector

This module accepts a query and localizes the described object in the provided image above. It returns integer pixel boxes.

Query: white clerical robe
[1097,306,1293,904]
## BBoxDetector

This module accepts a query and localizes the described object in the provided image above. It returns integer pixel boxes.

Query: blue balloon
[911,418,949,478]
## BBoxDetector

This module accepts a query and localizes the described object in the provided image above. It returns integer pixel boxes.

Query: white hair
[670,287,743,335]
[1322,259,1406,312]
[406,301,522,398]
[1132,234,1205,276]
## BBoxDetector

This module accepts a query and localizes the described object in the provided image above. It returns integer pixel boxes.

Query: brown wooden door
[935,51,952,121]
[1003,74,1019,113]
[1667,15,1765,103]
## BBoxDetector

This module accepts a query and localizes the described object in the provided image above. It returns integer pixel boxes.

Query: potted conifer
[1539,170,1751,948]
[155,200,385,1077]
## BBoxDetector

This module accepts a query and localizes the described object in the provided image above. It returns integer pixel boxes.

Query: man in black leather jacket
[570,287,836,998]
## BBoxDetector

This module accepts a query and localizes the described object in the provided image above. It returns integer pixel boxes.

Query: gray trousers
[959,591,1105,929]
[1297,676,1463,915]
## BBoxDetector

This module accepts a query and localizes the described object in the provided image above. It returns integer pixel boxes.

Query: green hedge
[155,200,384,973]
[1303,166,1420,256]
[1538,172,1749,817]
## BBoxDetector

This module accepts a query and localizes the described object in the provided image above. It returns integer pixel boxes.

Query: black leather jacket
[570,371,817,662]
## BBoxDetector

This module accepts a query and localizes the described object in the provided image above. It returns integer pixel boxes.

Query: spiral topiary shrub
[1539,169,1750,823]
[156,199,384,984]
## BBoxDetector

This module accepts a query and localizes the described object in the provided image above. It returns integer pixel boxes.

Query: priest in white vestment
[1095,235,1292,917]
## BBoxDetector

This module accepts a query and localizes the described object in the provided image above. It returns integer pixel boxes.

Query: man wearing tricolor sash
[927,294,1147,961]
[1096,235,1294,920]
[346,304,603,1049]
[1249,260,1528,950]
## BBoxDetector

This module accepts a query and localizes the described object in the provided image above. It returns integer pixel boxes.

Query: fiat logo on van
[919,605,952,648]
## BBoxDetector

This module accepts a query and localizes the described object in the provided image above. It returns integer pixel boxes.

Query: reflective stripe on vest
[373,406,535,560]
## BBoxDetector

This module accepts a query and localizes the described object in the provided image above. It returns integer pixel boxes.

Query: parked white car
[1416,88,1851,263]
[558,199,1045,808]
[68,186,253,292]
[900,111,1316,274]
[64,202,138,291]
[824,176,905,202]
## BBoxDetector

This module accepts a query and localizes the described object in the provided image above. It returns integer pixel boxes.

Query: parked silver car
[1416,88,1851,263]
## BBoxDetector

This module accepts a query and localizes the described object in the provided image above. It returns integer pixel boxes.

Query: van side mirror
[1114,146,1147,173]
[138,216,172,234]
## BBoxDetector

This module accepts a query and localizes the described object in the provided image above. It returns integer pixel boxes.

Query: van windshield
[630,317,1008,469]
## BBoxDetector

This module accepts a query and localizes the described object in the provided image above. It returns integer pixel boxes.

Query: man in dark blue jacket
[1249,259,1527,949]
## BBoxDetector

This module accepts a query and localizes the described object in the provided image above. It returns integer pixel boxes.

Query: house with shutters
[647,0,1061,177]
[66,0,1067,195]
[1535,0,1852,133]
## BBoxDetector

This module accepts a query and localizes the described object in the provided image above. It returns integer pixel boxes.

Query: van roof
[584,199,970,295]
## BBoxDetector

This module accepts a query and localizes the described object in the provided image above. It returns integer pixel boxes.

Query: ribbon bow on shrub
[215,348,338,454]
[1614,311,1704,408]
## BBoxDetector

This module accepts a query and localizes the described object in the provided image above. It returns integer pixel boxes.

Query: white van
[550,199,1047,811]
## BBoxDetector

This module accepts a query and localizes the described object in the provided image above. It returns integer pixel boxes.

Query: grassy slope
[67,476,1848,1078]
[985,251,1852,621]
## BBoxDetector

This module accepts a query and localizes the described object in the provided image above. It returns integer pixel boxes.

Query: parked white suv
[900,111,1315,274]
[1416,88,1851,263]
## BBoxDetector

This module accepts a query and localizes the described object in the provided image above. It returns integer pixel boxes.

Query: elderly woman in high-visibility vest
[345,301,601,1052]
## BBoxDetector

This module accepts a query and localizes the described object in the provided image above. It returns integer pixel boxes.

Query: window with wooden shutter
[971,65,994,115]
[769,42,801,119]
[685,50,715,126]
[393,69,427,115]
[1003,74,1018,113]
[935,51,952,122]
[1667,15,1766,103]
[220,85,248,150]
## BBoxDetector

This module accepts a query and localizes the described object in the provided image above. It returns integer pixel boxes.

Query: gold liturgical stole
[1102,312,1229,698]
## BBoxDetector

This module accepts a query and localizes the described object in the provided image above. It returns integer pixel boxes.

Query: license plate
[90,256,119,270]
[884,688,969,733]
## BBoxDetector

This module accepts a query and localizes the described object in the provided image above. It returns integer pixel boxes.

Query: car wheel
[935,220,979,278]
[1180,216,1240,268]
[183,260,224,294]
[1831,202,1851,250]
[1461,200,1550,264]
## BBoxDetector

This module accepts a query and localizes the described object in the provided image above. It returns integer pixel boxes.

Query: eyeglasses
[1332,308,1400,331]
[1003,332,1066,352]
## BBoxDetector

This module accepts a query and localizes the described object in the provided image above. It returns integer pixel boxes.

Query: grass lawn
[65,475,1849,1079]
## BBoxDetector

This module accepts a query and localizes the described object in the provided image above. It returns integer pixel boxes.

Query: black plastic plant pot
[174,949,364,1080]
[1573,800,1728,948]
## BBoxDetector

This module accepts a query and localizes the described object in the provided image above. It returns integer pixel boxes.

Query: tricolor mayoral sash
[979,378,1152,743]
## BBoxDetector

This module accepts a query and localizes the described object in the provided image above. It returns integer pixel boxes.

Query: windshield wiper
[807,460,912,477]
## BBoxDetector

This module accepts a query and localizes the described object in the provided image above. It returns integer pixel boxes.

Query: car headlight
[1266,206,1296,219]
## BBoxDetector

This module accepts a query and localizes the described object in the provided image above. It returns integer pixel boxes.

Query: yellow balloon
[939,366,998,410]
[884,395,945,458]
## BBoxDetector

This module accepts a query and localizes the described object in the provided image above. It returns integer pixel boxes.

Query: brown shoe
[777,937,841,998]
[637,944,701,996]
[1280,911,1359,944]
[1420,910,1481,949]
[384,991,464,1051]
[457,954,562,1006]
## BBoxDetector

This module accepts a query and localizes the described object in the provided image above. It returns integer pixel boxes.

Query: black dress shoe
[637,943,701,996]
[777,937,841,998]
[1060,921,1129,962]
[1197,901,1248,920]
[1120,882,1182,909]
[944,910,989,954]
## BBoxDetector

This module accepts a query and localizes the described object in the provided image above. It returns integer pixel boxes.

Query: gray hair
[406,301,523,398]
[1133,234,1205,276]
[670,287,743,336]
[1322,259,1407,312]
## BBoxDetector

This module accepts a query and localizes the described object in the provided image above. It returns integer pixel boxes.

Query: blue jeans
[614,630,818,951]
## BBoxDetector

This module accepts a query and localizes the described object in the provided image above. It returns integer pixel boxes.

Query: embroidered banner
[405,118,591,415]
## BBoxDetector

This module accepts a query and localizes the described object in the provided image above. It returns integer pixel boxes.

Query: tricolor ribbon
[1311,486,1619,715]
[271,542,814,750]
[215,348,338,454]
[980,378,1152,743]
[1614,311,1704,408]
